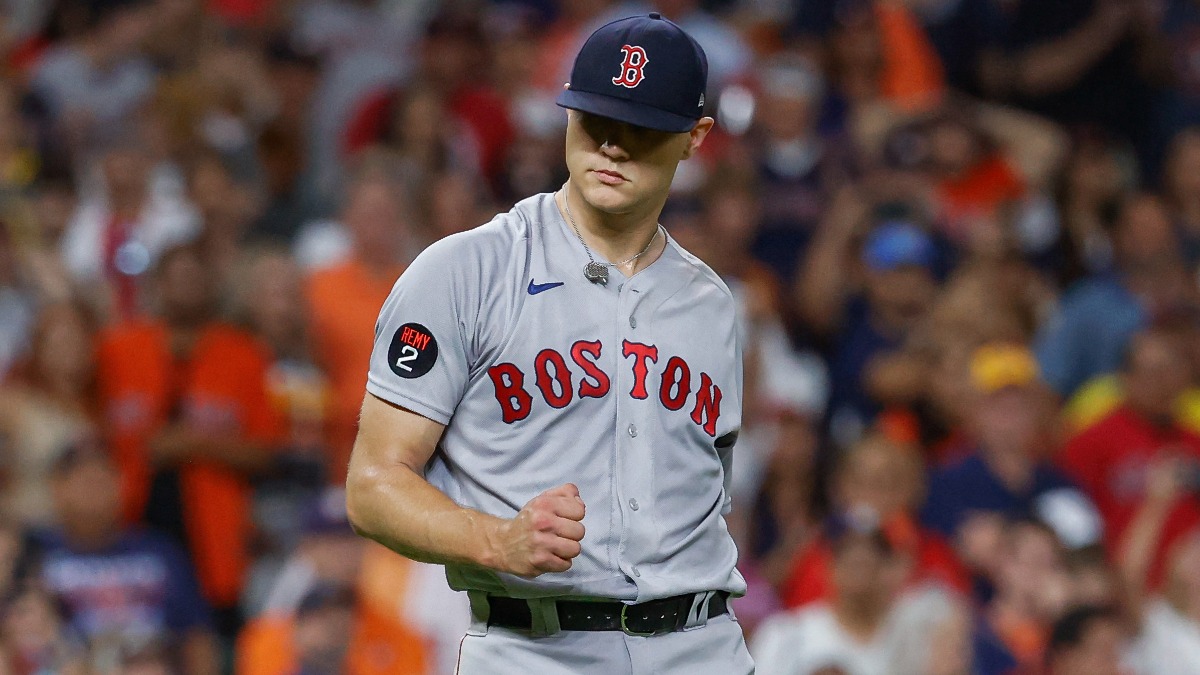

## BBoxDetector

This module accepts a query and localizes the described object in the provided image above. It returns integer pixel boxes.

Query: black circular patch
[388,323,438,379]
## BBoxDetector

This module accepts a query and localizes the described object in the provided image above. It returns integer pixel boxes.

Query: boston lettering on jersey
[486,339,722,436]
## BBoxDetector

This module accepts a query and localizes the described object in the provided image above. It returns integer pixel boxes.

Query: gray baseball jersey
[366,191,745,603]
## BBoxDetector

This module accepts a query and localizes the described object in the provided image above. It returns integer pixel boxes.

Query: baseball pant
[455,601,755,674]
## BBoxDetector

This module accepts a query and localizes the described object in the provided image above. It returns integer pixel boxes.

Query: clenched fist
[486,483,586,577]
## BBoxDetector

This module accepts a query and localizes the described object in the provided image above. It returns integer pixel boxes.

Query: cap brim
[557,89,698,133]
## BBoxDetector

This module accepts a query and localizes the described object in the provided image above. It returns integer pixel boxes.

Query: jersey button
[629,316,637,329]
[629,498,639,511]
[628,424,638,438]
[631,566,641,577]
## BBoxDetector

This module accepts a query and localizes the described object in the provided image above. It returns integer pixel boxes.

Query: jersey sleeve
[366,236,484,426]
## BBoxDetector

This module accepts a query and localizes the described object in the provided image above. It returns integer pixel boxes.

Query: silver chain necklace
[561,187,663,286]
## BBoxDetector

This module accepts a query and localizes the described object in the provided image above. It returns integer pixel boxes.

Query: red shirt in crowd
[780,517,971,608]
[1059,405,1200,586]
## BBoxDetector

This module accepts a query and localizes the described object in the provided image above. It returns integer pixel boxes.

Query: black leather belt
[486,591,729,636]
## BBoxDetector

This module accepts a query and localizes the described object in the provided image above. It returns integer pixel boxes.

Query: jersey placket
[612,277,658,599]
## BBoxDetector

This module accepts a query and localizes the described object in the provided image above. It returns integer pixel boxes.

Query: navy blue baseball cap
[556,13,708,133]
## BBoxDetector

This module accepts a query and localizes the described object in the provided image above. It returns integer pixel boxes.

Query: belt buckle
[618,603,657,637]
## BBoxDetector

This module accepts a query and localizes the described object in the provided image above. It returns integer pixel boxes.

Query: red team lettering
[659,356,690,411]
[487,363,533,423]
[399,325,431,350]
[689,372,722,437]
[621,340,659,399]
[570,340,611,398]
[489,340,722,436]
[612,45,649,88]
[534,349,573,408]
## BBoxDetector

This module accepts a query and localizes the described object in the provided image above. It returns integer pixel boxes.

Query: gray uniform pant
[455,594,755,674]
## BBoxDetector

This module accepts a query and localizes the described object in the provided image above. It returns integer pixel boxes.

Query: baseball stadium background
[1,0,1200,673]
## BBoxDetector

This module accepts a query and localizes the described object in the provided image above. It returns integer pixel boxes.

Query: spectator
[0,301,96,528]
[1036,193,1194,397]
[59,134,200,321]
[188,154,263,297]
[921,343,1101,571]
[290,585,355,675]
[751,513,960,675]
[1061,327,1200,588]
[748,55,857,282]
[237,489,462,675]
[342,83,481,209]
[415,10,513,186]
[1035,131,1136,290]
[234,247,329,561]
[248,36,329,244]
[739,409,822,621]
[33,439,217,675]
[95,241,282,637]
[304,171,411,480]
[801,216,940,446]
[974,519,1074,675]
[1118,452,1200,674]
[288,0,409,204]
[872,263,1048,462]
[782,434,969,609]
[28,0,158,156]
[1044,605,1129,675]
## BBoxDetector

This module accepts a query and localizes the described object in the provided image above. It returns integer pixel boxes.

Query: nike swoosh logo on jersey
[527,280,565,295]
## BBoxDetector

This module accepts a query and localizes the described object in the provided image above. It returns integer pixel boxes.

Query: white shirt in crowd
[1129,600,1200,675]
[751,586,958,675]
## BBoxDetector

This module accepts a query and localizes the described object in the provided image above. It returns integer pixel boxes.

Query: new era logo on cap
[557,13,708,133]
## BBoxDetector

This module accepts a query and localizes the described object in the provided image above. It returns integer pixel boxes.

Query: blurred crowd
[2,0,1200,673]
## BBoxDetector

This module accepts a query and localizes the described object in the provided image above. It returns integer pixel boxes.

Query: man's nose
[599,135,629,160]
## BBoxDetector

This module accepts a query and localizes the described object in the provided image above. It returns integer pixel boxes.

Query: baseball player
[346,13,753,675]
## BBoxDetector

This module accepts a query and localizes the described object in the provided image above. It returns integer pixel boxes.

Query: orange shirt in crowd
[95,319,283,608]
[236,547,432,675]
[306,259,404,481]
[875,1,945,111]
[236,608,428,675]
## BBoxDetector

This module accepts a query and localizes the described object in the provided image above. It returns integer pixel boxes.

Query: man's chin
[579,183,637,215]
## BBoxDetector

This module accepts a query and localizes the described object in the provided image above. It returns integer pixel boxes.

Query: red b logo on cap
[612,45,649,88]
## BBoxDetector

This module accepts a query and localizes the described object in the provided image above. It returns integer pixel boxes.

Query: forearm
[1117,499,1173,602]
[1014,13,1126,96]
[796,240,850,335]
[346,453,506,569]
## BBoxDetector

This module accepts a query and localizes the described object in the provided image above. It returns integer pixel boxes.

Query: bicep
[350,393,447,477]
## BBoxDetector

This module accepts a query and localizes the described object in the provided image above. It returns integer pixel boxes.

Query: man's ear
[682,117,715,160]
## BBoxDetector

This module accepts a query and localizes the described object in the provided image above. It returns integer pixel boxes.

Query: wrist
[473,513,509,572]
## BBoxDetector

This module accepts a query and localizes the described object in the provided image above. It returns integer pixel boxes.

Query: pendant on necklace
[584,261,609,285]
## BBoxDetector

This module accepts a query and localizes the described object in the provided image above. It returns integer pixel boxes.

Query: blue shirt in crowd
[33,529,212,645]
[920,452,1079,540]
[1034,275,1145,397]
